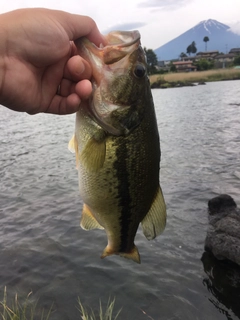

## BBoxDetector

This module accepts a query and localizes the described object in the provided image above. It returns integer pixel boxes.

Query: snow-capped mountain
[154,19,240,60]
[194,19,228,34]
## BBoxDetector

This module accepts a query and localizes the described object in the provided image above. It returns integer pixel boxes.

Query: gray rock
[205,194,240,266]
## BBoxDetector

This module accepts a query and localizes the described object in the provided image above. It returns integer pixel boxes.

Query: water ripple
[1,81,240,319]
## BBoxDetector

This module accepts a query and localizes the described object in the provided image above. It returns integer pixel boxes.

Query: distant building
[172,61,197,72]
[197,50,219,56]
[181,56,198,62]
[181,52,219,62]
[214,53,236,68]
[229,48,240,55]
[157,61,165,68]
[165,60,178,65]
[214,53,236,63]
[196,51,219,60]
[156,60,171,72]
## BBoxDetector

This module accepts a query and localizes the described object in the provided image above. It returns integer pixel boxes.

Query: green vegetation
[156,69,169,75]
[0,287,52,320]
[150,77,195,89]
[144,47,158,75]
[233,55,240,66]
[203,36,210,51]
[186,41,197,55]
[0,288,121,320]
[150,68,240,89]
[180,52,187,58]
[169,62,177,72]
[194,58,214,71]
[78,298,121,320]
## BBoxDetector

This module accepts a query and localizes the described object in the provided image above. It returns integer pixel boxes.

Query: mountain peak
[194,19,229,33]
[198,19,223,25]
[154,19,240,60]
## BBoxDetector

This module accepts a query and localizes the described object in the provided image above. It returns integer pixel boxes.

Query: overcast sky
[1,0,240,49]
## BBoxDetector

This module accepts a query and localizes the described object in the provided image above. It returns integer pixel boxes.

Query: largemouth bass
[69,30,166,263]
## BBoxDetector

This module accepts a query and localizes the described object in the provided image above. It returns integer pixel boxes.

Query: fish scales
[69,30,166,263]
[112,112,160,253]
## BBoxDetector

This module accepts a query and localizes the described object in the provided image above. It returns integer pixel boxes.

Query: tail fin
[101,245,141,264]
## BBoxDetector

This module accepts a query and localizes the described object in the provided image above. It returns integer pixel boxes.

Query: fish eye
[134,64,146,78]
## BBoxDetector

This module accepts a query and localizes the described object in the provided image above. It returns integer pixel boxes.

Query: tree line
[144,36,211,74]
[144,35,240,74]
[181,36,210,57]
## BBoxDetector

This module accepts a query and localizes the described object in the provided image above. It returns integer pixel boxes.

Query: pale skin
[0,8,105,115]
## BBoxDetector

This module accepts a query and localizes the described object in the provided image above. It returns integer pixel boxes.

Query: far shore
[149,68,240,88]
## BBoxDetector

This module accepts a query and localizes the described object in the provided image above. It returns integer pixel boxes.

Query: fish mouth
[75,31,141,135]
[76,30,141,79]
[105,30,140,46]
[101,30,141,64]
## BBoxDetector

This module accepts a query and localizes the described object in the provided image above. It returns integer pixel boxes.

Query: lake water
[1,80,240,320]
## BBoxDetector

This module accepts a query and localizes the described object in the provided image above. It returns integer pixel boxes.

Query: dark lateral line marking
[114,138,132,252]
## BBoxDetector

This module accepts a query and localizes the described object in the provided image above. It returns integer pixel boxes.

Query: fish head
[76,30,150,136]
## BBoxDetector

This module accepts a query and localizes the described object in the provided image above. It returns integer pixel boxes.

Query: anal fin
[80,204,104,230]
[141,186,167,240]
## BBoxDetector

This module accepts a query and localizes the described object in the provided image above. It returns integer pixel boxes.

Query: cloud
[138,0,191,10]
[102,22,147,34]
[228,21,240,35]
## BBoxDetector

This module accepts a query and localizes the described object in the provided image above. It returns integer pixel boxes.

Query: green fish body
[69,31,166,263]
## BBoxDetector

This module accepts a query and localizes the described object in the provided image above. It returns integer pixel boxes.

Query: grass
[78,298,121,320]
[149,68,240,87]
[0,288,121,320]
[0,287,52,320]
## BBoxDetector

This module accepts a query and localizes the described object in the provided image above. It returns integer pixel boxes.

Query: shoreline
[149,68,240,89]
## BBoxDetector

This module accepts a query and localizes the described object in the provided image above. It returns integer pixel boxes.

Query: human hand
[0,8,105,115]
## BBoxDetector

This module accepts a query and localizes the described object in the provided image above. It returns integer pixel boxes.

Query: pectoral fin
[68,134,79,169]
[80,130,106,172]
[80,204,104,230]
[141,186,167,240]
[68,134,76,153]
